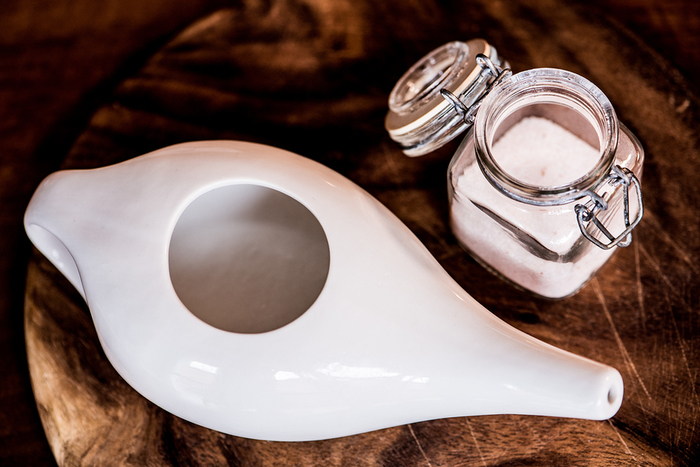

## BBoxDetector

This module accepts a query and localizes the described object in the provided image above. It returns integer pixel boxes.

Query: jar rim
[474,68,619,205]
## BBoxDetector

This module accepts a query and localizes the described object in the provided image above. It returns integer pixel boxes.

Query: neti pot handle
[575,165,644,250]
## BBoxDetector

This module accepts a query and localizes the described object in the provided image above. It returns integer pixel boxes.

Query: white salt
[449,116,617,298]
[492,116,601,187]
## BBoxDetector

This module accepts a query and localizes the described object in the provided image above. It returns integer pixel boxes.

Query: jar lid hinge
[440,54,511,128]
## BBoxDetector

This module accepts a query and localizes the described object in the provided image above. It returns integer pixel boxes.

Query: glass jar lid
[385,39,505,156]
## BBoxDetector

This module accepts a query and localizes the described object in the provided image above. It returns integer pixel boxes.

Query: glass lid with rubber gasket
[385,39,505,157]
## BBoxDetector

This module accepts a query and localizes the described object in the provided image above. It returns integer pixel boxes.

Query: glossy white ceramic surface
[24,141,623,441]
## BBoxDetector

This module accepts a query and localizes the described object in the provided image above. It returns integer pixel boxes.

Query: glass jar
[385,39,644,298]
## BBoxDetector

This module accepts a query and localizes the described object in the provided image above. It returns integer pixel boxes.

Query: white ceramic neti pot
[24,141,623,441]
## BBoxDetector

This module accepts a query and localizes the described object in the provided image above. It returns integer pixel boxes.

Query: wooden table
[2,0,700,465]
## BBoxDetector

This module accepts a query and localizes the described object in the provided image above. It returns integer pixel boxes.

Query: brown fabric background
[4,0,700,465]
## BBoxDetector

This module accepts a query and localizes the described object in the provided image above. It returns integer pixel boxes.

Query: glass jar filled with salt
[385,39,644,299]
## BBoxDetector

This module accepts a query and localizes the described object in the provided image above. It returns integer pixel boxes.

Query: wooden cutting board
[24,0,700,465]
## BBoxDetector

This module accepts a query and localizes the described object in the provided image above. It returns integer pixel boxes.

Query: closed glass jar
[386,40,644,298]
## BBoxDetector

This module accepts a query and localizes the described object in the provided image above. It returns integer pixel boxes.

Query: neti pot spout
[23,142,624,440]
[467,315,624,421]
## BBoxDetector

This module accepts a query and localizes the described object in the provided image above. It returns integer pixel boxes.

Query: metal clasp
[575,165,643,250]
[440,54,511,127]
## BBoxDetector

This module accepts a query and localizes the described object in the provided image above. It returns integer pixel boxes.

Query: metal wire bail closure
[440,53,512,128]
[575,165,644,250]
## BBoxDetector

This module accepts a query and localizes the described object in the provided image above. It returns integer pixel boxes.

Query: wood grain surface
[10,0,700,465]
